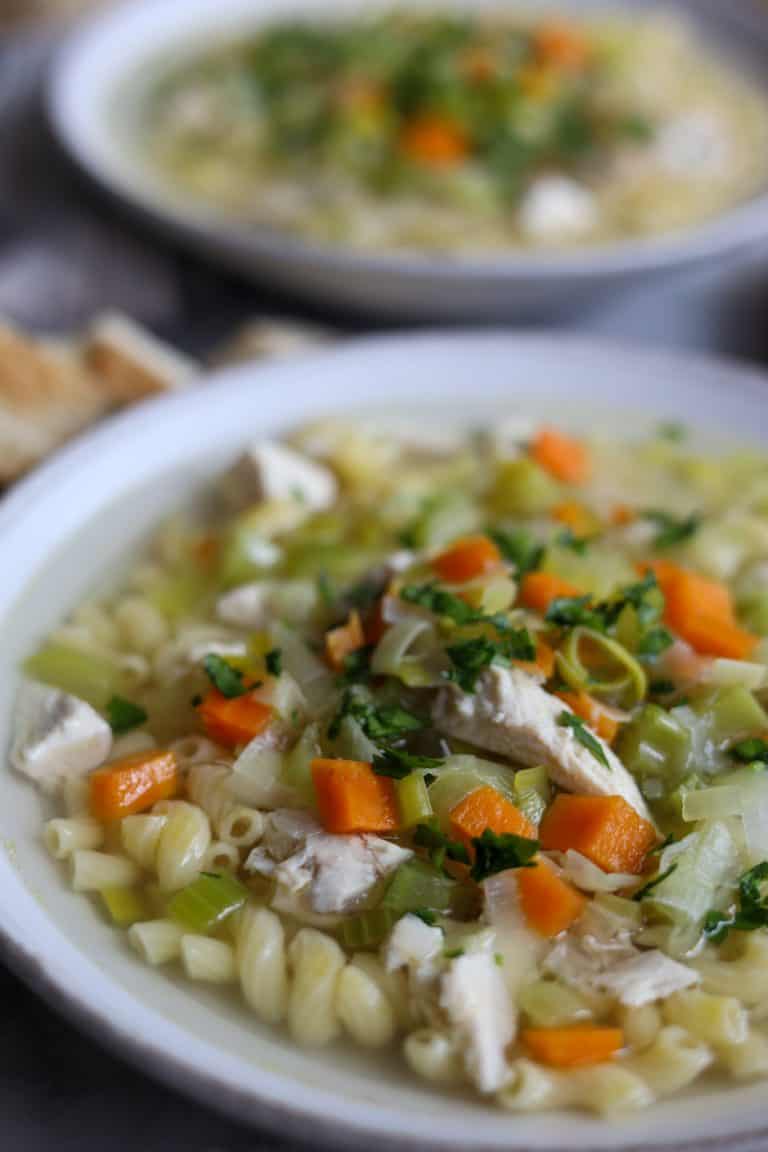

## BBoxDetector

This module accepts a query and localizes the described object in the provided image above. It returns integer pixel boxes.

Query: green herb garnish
[401,582,480,626]
[703,861,768,942]
[545,595,605,631]
[372,747,445,779]
[632,863,678,902]
[339,645,374,686]
[489,528,544,576]
[557,710,610,769]
[414,820,470,871]
[470,828,539,882]
[637,627,674,657]
[265,648,283,677]
[106,695,148,734]
[329,688,424,742]
[203,654,247,699]
[643,510,701,550]
[412,908,440,927]
[730,738,768,765]
[446,628,535,693]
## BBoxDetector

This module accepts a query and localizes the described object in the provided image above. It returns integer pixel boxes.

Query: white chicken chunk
[245,809,411,914]
[12,682,112,793]
[518,177,598,239]
[224,440,337,511]
[216,580,316,629]
[545,924,698,1007]
[433,666,650,820]
[384,913,444,982]
[440,952,515,1093]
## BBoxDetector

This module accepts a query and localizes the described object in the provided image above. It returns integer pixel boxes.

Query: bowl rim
[46,0,768,284]
[2,330,768,1151]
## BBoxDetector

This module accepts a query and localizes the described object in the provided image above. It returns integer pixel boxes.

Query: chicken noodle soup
[12,416,768,1113]
[136,9,768,253]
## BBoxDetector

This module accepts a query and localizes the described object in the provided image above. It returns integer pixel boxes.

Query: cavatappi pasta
[136,9,768,254]
[11,414,768,1115]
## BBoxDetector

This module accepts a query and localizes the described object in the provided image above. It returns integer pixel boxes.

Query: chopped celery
[401,490,480,551]
[513,765,549,825]
[542,544,635,600]
[147,569,211,621]
[281,723,321,804]
[100,887,149,927]
[461,574,517,615]
[518,980,592,1027]
[693,686,768,748]
[739,591,768,636]
[396,774,433,828]
[618,704,690,786]
[24,642,124,710]
[491,459,560,517]
[338,907,401,951]
[428,756,516,825]
[168,871,247,933]
[681,785,744,823]
[643,821,740,927]
[382,858,457,916]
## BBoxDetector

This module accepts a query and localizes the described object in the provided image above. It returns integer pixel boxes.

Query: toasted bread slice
[84,312,199,404]
[0,323,107,484]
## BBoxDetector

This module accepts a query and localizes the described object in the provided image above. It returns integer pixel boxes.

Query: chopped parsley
[637,627,674,657]
[703,861,768,942]
[339,645,373,685]
[650,679,676,697]
[489,528,544,577]
[555,528,590,554]
[412,908,439,927]
[643,510,701,550]
[106,695,148,734]
[414,820,470,871]
[632,863,678,902]
[443,947,465,959]
[730,738,768,766]
[203,653,247,699]
[372,747,445,779]
[545,594,605,631]
[446,628,535,693]
[328,688,424,743]
[400,582,480,626]
[557,711,610,769]
[265,648,283,677]
[470,829,539,882]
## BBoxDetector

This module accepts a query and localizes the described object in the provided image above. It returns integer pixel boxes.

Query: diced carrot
[645,561,758,660]
[552,501,597,538]
[519,571,584,614]
[89,750,179,823]
[311,758,399,834]
[449,785,536,855]
[539,794,656,875]
[199,689,272,750]
[555,690,620,745]
[533,21,591,70]
[611,503,636,527]
[522,1027,623,1068]
[433,535,502,584]
[400,114,468,166]
[531,427,590,485]
[514,639,556,680]
[517,859,586,937]
[325,610,366,671]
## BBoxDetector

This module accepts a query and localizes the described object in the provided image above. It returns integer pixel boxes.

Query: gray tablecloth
[2,24,768,1152]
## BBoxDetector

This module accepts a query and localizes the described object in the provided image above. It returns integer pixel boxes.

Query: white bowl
[47,0,768,322]
[2,332,768,1149]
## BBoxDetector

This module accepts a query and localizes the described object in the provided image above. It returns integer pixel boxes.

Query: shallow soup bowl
[48,0,768,321]
[1,332,768,1149]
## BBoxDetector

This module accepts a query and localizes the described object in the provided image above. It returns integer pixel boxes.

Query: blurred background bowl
[47,0,768,323]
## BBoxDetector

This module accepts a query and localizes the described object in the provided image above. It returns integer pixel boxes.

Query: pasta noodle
[121,814,168,871]
[336,961,397,1048]
[155,802,211,892]
[129,919,184,965]
[237,903,288,1025]
[287,928,346,1047]
[70,850,142,892]
[181,935,237,983]
[44,817,103,860]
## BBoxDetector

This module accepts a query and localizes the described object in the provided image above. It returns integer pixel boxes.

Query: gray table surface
[2,24,768,1152]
